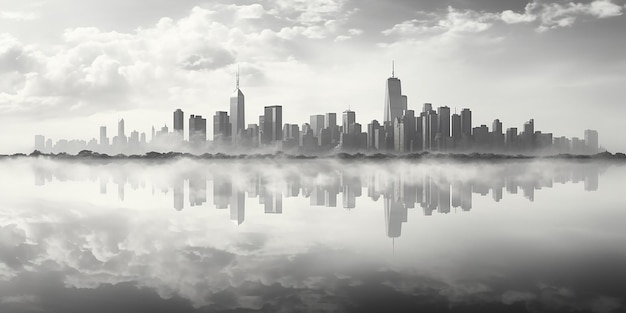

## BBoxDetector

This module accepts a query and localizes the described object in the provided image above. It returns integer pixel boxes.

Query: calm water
[0,158,625,313]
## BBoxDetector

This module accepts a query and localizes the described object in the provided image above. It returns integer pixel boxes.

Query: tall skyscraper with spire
[384,62,406,123]
[230,67,245,144]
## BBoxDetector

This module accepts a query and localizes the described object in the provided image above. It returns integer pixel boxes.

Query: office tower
[342,110,356,134]
[189,114,207,143]
[522,119,535,150]
[584,130,599,153]
[505,127,518,152]
[535,132,553,151]
[394,117,405,152]
[404,110,417,151]
[151,126,155,142]
[367,120,381,150]
[491,119,504,151]
[460,109,472,138]
[140,132,146,144]
[571,137,585,154]
[130,131,139,145]
[263,105,282,143]
[310,114,325,137]
[384,63,406,123]
[422,110,438,151]
[492,119,502,134]
[451,113,461,139]
[35,135,45,151]
[437,106,451,138]
[118,119,125,137]
[99,126,108,146]
[325,113,339,143]
[473,125,490,150]
[117,119,127,146]
[437,106,450,150]
[173,109,184,139]
[422,103,433,113]
[213,111,230,143]
[230,70,245,144]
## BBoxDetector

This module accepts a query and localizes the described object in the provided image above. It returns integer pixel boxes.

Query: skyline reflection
[33,160,604,240]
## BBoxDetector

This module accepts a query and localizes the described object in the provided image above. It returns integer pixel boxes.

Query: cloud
[504,0,624,32]
[383,0,625,38]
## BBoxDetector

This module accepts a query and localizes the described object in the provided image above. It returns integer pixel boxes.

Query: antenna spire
[392,60,395,78]
[236,65,240,89]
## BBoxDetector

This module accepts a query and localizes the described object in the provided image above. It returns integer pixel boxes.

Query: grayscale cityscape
[33,66,601,156]
[2,0,625,313]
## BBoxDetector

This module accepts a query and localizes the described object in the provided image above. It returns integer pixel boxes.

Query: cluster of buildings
[34,67,601,155]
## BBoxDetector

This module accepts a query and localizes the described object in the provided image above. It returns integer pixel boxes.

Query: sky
[0,0,625,153]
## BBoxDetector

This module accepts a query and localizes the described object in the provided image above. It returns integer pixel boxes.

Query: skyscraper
[451,113,461,139]
[437,106,451,150]
[117,119,127,146]
[310,114,325,137]
[230,69,245,144]
[35,135,45,151]
[384,64,406,123]
[173,109,184,139]
[460,109,472,139]
[325,112,339,143]
[263,105,282,143]
[189,114,207,144]
[342,110,355,134]
[99,126,108,146]
[584,129,599,153]
[213,111,230,143]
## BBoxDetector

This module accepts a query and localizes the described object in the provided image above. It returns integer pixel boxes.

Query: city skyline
[31,68,601,156]
[1,0,625,154]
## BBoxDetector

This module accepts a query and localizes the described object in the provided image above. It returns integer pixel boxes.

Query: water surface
[0,158,625,313]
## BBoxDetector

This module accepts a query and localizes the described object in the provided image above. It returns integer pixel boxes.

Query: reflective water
[0,159,625,313]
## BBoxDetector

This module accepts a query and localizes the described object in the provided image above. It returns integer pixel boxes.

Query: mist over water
[1,158,625,313]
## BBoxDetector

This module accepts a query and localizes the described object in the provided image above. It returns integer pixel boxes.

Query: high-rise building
[421,110,438,150]
[117,119,127,145]
[325,112,339,143]
[492,119,504,151]
[460,109,472,139]
[437,106,451,150]
[437,106,450,138]
[451,113,461,139]
[584,129,599,153]
[189,114,207,143]
[522,119,535,150]
[173,109,184,139]
[506,127,518,151]
[422,103,432,113]
[342,110,356,134]
[310,114,325,137]
[367,120,381,150]
[384,64,406,123]
[213,111,230,143]
[99,126,108,146]
[230,70,245,144]
[263,105,282,144]
[35,135,45,151]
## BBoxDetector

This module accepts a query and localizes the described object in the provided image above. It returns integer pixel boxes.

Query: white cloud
[502,0,624,31]
[384,0,625,37]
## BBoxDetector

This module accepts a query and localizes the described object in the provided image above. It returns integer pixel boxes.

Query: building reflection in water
[34,161,604,238]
